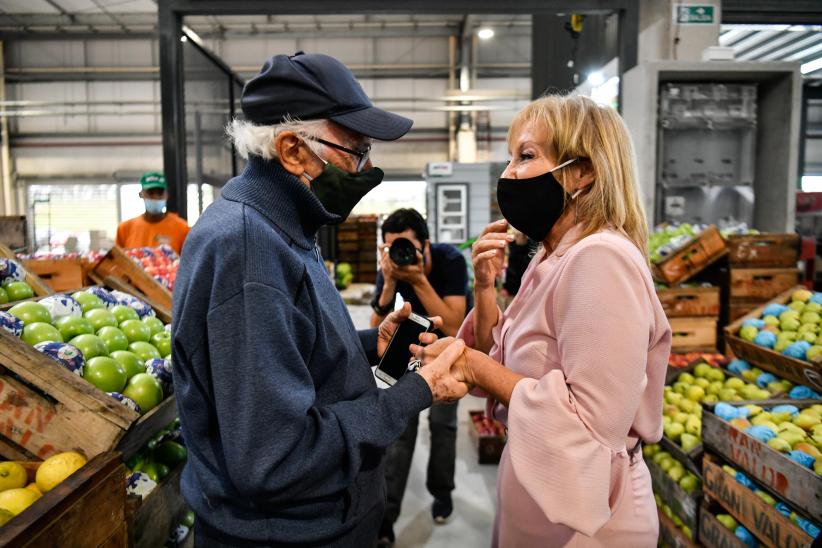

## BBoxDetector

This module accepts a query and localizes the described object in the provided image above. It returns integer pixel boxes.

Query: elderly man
[172,52,468,547]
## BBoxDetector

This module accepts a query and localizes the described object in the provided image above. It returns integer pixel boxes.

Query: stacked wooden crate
[726,234,800,321]
[658,286,721,351]
[336,215,378,284]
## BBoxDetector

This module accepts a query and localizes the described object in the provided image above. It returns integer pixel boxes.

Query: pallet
[724,286,822,391]
[0,243,53,298]
[0,291,177,461]
[126,463,187,548]
[22,258,85,293]
[657,286,720,318]
[701,401,822,523]
[92,247,172,312]
[727,233,799,267]
[0,452,126,548]
[658,507,698,548]
[468,411,506,465]
[729,267,801,300]
[653,226,729,286]
[702,454,814,548]
[699,502,748,548]
[670,317,718,351]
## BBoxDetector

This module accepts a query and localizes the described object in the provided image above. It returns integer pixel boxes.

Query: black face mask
[496,158,579,242]
[304,158,384,224]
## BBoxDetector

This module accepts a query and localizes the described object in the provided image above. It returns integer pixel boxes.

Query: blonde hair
[509,94,649,258]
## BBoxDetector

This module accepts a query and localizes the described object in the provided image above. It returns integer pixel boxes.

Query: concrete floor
[348,306,499,548]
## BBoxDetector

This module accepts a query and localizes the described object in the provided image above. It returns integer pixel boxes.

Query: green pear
[763,315,780,327]
[716,514,738,530]
[679,473,699,493]
[781,318,801,332]
[705,368,726,382]
[665,392,684,405]
[703,394,719,403]
[719,388,739,401]
[659,457,675,472]
[678,398,698,414]
[668,465,685,482]
[722,465,737,476]
[707,381,724,396]
[794,413,821,431]
[653,451,672,465]
[665,422,685,441]
[673,382,689,395]
[724,378,745,390]
[686,385,706,402]
[798,323,820,335]
[673,412,690,425]
[777,430,806,448]
[685,415,701,437]
[680,433,700,452]
[678,372,695,384]
[753,389,772,400]
[643,444,660,458]
[767,437,792,452]
[694,363,712,378]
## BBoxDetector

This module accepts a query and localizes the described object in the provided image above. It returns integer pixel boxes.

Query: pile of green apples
[5,290,171,414]
[663,362,783,452]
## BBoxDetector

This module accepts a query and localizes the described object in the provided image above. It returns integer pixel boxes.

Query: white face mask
[144,198,166,215]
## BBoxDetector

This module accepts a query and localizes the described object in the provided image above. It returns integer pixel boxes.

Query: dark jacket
[172,156,432,545]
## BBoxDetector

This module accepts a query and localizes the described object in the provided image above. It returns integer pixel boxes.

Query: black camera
[388,238,420,266]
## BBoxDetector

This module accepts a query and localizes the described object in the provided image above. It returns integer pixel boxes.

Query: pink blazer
[460,226,671,541]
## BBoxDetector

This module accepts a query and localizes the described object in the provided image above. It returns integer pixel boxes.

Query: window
[436,184,468,243]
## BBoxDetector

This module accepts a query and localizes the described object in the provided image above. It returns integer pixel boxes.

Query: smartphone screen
[375,313,432,386]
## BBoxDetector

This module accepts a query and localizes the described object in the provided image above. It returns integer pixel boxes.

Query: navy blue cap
[241,52,413,141]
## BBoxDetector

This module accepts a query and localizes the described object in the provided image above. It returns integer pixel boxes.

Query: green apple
[0,287,7,304]
[71,291,103,313]
[84,356,127,392]
[122,373,163,413]
[120,320,150,343]
[69,334,107,360]
[97,326,129,353]
[21,322,62,345]
[128,341,161,362]
[109,350,145,379]
[54,316,94,341]
[111,305,139,324]
[142,316,164,337]
[717,514,738,531]
[680,433,700,452]
[84,309,117,331]
[8,302,51,326]
[150,331,171,358]
[3,281,33,302]
[767,437,792,452]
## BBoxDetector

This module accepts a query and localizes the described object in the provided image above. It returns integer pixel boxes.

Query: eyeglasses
[312,137,371,172]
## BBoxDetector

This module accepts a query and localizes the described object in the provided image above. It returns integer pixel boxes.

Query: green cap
[140,172,166,191]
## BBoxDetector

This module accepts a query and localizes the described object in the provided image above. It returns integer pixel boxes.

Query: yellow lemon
[0,462,27,493]
[35,452,86,493]
[0,488,39,516]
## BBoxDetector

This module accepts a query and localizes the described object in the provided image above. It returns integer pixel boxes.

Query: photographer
[369,208,469,545]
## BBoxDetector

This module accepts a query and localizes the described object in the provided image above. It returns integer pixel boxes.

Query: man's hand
[376,303,442,358]
[379,247,398,285]
[390,250,427,288]
[417,339,470,403]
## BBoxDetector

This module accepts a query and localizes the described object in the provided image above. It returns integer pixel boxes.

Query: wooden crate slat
[657,286,720,317]
[699,503,749,548]
[0,243,53,298]
[702,455,814,548]
[702,403,822,524]
[724,285,822,391]
[727,234,799,267]
[0,452,125,548]
[657,507,698,548]
[728,299,769,322]
[22,259,85,293]
[729,267,801,300]
[102,276,171,324]
[670,317,717,350]
[647,457,700,533]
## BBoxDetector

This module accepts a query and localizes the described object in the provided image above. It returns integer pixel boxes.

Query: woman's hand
[377,303,442,358]
[411,337,475,387]
[472,220,514,290]
[416,339,470,403]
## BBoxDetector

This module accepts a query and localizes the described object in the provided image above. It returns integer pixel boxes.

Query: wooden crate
[0,452,126,548]
[657,286,720,317]
[699,502,748,548]
[468,411,506,464]
[92,247,172,314]
[724,286,822,391]
[0,290,177,461]
[23,258,85,293]
[729,267,801,300]
[728,298,768,322]
[0,243,52,298]
[670,317,717,351]
[702,454,814,548]
[702,402,822,523]
[727,233,799,267]
[126,463,187,548]
[657,507,698,548]
[653,226,729,286]
[647,456,701,535]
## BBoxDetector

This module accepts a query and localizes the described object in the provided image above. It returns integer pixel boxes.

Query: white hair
[226,116,328,160]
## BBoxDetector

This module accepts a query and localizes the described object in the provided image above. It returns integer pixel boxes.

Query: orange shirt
[116,213,190,254]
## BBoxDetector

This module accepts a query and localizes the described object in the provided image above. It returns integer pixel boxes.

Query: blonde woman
[414,95,671,546]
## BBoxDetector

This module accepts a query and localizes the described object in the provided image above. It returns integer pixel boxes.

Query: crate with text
[724,286,822,392]
[468,411,506,465]
[702,453,818,547]
[727,233,799,268]
[0,451,126,547]
[699,501,752,548]
[0,287,177,462]
[645,443,701,538]
[701,400,822,524]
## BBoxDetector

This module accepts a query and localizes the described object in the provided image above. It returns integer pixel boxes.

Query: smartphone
[375,312,433,386]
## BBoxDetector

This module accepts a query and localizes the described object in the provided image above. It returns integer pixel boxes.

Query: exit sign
[674,4,715,25]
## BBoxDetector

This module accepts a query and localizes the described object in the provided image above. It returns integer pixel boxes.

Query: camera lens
[389,238,418,266]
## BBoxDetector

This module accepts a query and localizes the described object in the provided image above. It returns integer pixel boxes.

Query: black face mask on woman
[496,157,580,242]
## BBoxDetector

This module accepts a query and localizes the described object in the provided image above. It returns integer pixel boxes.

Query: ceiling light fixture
[477,28,495,40]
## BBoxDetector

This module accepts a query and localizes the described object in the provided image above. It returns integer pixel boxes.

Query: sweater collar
[221,156,340,249]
